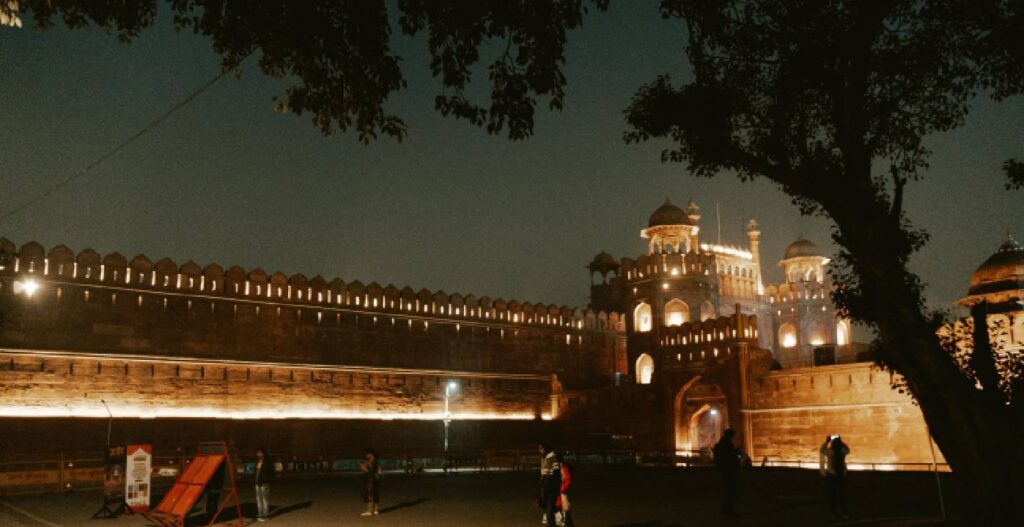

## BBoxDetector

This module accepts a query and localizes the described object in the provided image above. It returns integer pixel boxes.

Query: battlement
[657,313,760,349]
[0,238,624,334]
[763,280,831,303]
[620,252,717,281]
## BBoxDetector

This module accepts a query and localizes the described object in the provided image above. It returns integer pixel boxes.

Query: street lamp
[444,381,459,465]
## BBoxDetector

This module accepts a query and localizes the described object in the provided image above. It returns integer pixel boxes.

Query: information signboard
[125,444,152,512]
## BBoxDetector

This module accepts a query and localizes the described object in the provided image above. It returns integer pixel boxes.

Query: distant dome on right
[961,233,1024,305]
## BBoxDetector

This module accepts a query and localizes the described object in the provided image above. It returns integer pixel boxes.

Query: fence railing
[0,449,951,496]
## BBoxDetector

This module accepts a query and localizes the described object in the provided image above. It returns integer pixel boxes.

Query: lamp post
[444,381,458,466]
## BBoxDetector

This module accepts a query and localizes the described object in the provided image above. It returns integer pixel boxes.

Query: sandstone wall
[746,362,945,467]
[0,350,551,421]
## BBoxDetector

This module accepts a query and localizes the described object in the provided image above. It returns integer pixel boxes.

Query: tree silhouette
[4,0,1023,522]
[622,1,1022,522]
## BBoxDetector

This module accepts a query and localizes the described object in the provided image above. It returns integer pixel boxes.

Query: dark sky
[1,3,1021,317]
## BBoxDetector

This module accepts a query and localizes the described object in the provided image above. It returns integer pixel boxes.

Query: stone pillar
[738,342,754,459]
[747,219,763,295]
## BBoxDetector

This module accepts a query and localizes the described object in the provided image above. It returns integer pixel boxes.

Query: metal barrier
[757,458,951,472]
[0,449,952,496]
[0,455,188,496]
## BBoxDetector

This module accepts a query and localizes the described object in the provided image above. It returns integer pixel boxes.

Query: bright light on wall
[0,403,549,421]
[13,279,40,297]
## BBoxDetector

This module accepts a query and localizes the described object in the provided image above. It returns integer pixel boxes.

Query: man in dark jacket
[538,443,561,527]
[254,447,275,522]
[712,429,743,516]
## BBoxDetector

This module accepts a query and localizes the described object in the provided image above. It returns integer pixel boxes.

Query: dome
[969,235,1024,296]
[648,198,694,227]
[783,237,822,260]
[588,251,620,273]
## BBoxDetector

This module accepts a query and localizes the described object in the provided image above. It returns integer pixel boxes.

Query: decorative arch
[779,323,798,348]
[664,299,689,326]
[700,300,716,321]
[635,354,654,384]
[807,320,828,346]
[634,302,653,333]
[836,320,851,346]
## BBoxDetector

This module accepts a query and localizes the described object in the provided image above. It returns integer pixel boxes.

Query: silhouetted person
[254,447,275,522]
[360,449,381,516]
[712,429,743,516]
[555,452,575,527]
[823,436,850,519]
[537,443,561,527]
[818,435,832,504]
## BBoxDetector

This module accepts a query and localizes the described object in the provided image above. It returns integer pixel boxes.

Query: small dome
[648,198,694,227]
[969,234,1024,296]
[589,251,620,273]
[784,237,822,259]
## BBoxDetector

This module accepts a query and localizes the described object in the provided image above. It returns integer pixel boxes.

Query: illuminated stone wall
[746,363,944,466]
[0,350,552,420]
[0,239,626,388]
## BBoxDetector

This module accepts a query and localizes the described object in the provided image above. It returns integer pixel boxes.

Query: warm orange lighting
[13,279,40,297]
[0,403,549,421]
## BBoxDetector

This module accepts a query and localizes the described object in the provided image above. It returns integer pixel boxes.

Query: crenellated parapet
[620,251,718,281]
[657,313,760,349]
[763,280,832,304]
[0,238,625,334]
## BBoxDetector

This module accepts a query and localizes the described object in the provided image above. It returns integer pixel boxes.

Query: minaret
[747,219,763,294]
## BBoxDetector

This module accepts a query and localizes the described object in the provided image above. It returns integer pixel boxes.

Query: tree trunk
[828,196,1024,524]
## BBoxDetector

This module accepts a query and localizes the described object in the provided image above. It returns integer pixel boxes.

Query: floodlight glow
[14,279,40,297]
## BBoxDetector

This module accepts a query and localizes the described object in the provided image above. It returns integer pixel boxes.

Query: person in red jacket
[555,453,575,527]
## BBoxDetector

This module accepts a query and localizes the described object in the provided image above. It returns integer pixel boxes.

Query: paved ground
[0,468,965,527]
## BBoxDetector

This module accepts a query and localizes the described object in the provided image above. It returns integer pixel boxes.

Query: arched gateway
[673,375,729,454]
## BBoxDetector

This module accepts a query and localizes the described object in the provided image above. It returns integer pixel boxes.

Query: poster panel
[125,444,152,512]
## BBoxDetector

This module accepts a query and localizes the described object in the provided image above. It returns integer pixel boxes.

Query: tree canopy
[5,0,610,142]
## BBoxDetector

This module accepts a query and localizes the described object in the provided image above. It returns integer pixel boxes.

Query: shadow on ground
[379,497,429,514]
[190,500,313,525]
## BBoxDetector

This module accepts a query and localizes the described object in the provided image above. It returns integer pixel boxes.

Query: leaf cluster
[9,0,608,142]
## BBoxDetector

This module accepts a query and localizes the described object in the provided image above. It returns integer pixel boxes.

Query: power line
[0,66,235,227]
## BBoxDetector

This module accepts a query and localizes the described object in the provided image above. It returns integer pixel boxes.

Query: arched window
[779,323,797,348]
[836,320,850,346]
[807,320,827,346]
[664,299,689,327]
[636,354,654,384]
[700,300,716,322]
[634,302,653,333]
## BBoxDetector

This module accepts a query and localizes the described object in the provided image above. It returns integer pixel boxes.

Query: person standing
[360,449,381,517]
[826,436,851,519]
[818,435,833,504]
[537,443,561,527]
[254,447,275,522]
[555,453,574,527]
[712,429,743,517]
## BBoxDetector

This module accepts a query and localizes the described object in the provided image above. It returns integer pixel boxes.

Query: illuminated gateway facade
[589,198,855,383]
[3,199,1015,468]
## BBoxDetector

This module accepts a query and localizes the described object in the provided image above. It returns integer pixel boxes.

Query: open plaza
[0,467,963,527]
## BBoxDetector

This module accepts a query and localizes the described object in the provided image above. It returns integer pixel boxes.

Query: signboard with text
[125,444,152,512]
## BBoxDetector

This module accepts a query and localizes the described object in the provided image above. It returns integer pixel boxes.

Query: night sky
[1,3,1021,318]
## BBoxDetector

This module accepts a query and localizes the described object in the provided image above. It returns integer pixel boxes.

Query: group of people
[250,431,848,523]
[538,443,575,527]
[712,428,852,519]
[248,447,382,521]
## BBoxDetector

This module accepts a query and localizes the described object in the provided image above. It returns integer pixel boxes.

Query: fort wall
[0,239,626,391]
[746,362,945,467]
